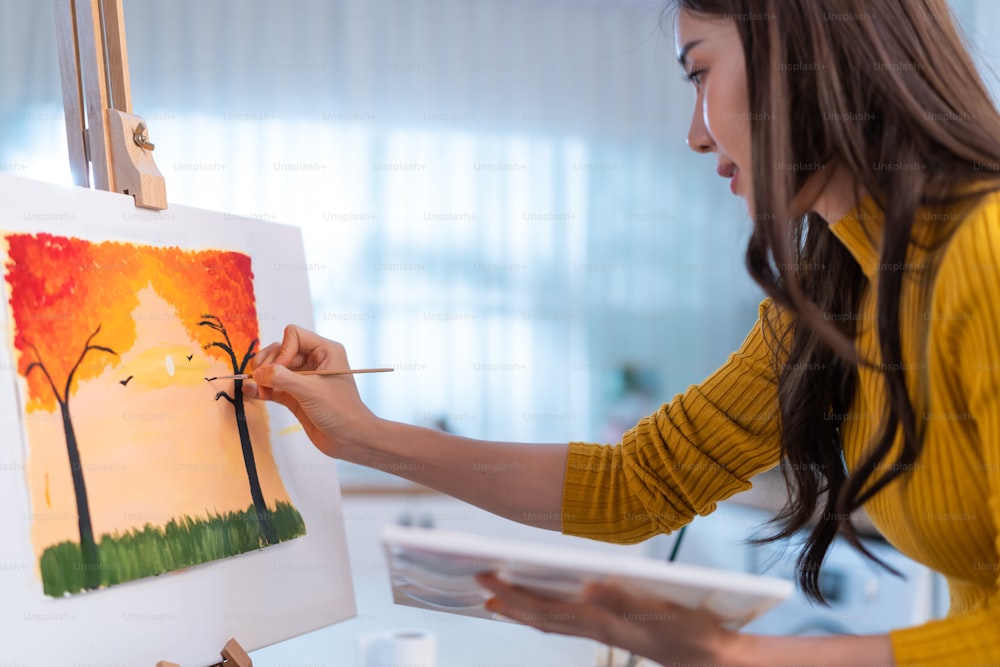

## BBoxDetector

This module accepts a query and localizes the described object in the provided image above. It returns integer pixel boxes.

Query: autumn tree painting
[156,249,278,544]
[3,233,305,597]
[6,234,147,590]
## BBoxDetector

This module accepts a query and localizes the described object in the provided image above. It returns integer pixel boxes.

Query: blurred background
[2,0,999,665]
[1,0,761,463]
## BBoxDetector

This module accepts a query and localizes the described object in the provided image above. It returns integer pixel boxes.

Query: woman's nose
[687,106,714,154]
[687,135,713,153]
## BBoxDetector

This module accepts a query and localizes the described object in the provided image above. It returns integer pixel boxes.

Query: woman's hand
[244,325,377,458]
[474,573,740,666]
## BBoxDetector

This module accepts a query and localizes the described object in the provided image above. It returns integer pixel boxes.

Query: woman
[248,0,1000,664]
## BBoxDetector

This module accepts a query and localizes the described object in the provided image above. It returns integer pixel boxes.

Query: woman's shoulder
[931,187,1000,309]
[938,188,1000,262]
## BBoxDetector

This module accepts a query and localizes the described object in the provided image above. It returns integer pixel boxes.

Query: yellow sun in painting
[117,344,212,389]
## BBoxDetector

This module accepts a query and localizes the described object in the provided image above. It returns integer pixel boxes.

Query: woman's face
[676,10,752,208]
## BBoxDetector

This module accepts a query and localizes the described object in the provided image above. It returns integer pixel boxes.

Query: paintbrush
[205,368,394,381]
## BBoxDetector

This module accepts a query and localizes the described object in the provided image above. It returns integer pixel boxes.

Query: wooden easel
[54,0,166,209]
[156,639,253,667]
[53,1,247,664]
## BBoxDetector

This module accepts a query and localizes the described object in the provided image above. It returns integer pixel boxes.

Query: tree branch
[214,391,235,404]
[203,341,240,372]
[203,341,233,354]
[200,314,239,371]
[197,320,224,332]
[216,318,235,359]
[65,325,118,400]
[24,345,63,405]
[238,339,259,374]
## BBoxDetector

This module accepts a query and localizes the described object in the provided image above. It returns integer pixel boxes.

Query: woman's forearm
[342,418,570,530]
[723,631,894,667]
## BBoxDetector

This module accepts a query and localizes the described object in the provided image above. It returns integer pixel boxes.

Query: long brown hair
[668,0,1000,601]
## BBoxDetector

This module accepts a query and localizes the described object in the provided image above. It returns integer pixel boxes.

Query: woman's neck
[810,162,863,224]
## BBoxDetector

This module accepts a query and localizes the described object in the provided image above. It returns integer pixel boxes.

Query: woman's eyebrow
[677,39,704,69]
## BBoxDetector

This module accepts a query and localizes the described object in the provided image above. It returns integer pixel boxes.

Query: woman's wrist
[713,631,895,667]
[337,414,391,464]
[712,629,762,667]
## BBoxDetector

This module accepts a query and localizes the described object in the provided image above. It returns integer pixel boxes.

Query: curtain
[2,0,994,486]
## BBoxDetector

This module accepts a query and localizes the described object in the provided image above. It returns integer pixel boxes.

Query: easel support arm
[53,0,167,210]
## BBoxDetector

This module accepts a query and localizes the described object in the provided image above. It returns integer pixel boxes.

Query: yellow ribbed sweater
[562,191,1000,664]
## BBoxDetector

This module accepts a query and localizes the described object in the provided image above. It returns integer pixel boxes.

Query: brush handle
[207,368,394,381]
[291,368,394,377]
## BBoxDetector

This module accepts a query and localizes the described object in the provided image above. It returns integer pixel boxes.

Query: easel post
[53,0,167,209]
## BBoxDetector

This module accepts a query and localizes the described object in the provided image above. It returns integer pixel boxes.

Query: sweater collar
[828,195,881,279]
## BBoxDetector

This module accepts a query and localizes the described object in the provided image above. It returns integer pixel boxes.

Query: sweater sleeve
[889,202,1000,664]
[561,298,787,543]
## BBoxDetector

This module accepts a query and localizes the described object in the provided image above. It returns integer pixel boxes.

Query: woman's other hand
[474,572,739,666]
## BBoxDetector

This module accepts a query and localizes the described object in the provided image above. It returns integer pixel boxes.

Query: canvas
[5,234,308,597]
[0,174,356,665]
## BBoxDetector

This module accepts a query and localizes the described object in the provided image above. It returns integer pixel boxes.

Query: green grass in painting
[39,501,306,597]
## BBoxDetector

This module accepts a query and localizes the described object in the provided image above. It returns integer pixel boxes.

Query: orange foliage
[153,248,258,370]
[4,234,260,409]
[4,234,150,412]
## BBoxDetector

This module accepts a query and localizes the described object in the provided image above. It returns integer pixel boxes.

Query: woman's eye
[684,68,707,86]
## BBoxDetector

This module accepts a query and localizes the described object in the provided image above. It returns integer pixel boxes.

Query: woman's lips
[717,163,739,195]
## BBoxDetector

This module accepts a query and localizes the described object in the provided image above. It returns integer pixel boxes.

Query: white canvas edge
[0,174,356,666]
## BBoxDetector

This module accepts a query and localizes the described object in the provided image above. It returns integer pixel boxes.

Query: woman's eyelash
[683,68,707,84]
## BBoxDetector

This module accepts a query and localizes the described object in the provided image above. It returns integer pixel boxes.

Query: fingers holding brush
[245,325,381,459]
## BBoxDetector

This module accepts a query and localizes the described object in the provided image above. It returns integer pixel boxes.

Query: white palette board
[383,524,794,630]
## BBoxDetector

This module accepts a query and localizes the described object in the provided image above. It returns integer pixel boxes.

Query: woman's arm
[247,325,569,529]
[346,418,569,530]
[562,297,789,543]
[251,297,790,538]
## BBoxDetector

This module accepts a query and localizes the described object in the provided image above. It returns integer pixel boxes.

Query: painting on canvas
[0,174,355,666]
[3,234,306,596]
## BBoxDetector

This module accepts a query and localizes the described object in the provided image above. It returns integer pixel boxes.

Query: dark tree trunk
[233,380,277,544]
[60,400,100,589]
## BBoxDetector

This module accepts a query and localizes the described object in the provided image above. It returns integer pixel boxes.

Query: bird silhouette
[186,354,194,361]
[120,375,133,386]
